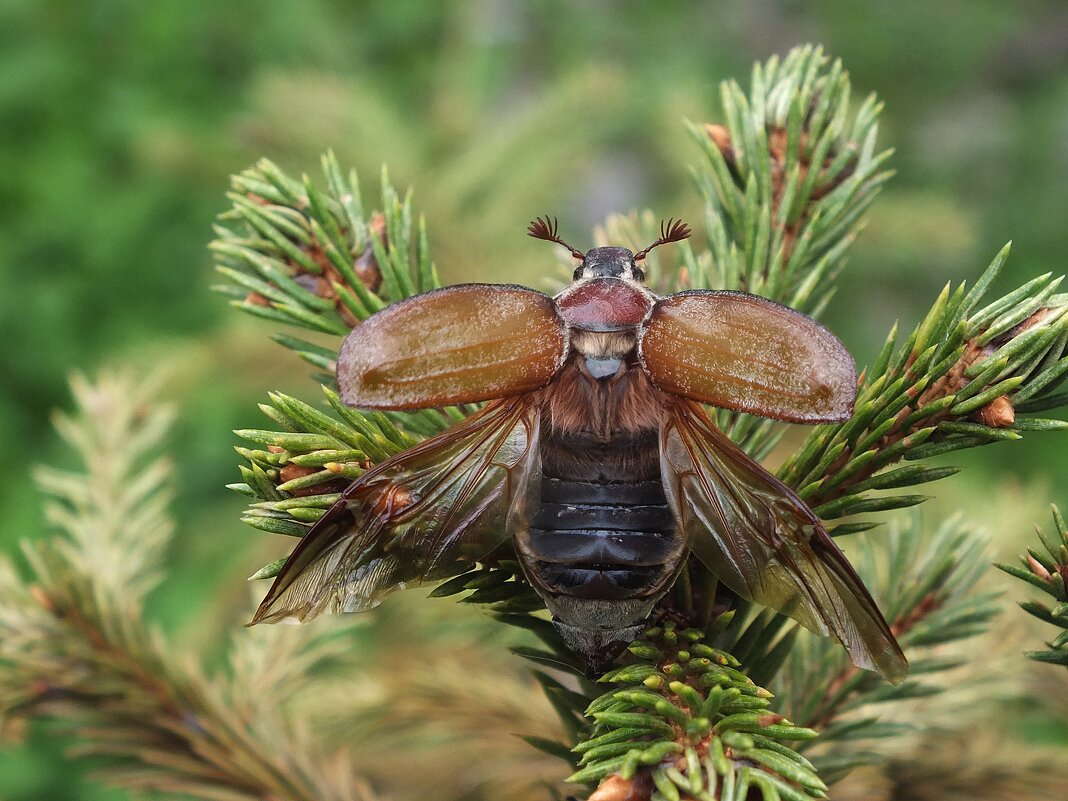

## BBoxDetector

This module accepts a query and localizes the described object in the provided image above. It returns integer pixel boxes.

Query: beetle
[250,216,907,683]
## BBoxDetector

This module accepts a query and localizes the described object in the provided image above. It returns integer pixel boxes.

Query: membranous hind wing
[252,281,565,624]
[660,400,907,683]
[251,398,540,624]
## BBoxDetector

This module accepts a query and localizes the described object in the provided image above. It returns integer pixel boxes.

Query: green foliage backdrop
[2,2,1067,799]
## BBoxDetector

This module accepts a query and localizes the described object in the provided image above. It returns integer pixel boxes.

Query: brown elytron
[251,218,907,683]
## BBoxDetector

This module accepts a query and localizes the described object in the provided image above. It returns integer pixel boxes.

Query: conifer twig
[212,153,438,382]
[0,372,375,801]
[780,246,1068,529]
[996,505,1068,668]
[777,516,999,779]
[570,622,825,801]
[691,44,888,318]
[685,45,890,460]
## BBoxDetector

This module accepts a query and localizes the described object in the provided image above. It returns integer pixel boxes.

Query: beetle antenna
[528,216,584,260]
[633,218,692,261]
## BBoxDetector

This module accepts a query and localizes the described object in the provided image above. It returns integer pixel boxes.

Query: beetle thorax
[554,276,656,379]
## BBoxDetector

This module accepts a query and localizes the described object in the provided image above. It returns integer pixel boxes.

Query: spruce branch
[679,46,889,460]
[591,49,887,461]
[233,386,468,579]
[779,246,1068,527]
[995,505,1068,667]
[571,622,824,801]
[415,564,829,801]
[776,516,999,779]
[690,44,888,319]
[213,155,462,577]
[0,372,375,801]
[419,562,831,801]
[212,152,438,378]
[431,568,833,801]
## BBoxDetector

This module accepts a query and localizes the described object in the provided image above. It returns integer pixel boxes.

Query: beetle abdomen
[526,480,676,597]
[515,427,686,669]
[513,364,682,667]
[522,429,684,601]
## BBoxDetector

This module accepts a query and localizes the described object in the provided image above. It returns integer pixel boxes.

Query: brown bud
[29,585,53,612]
[267,445,286,454]
[975,395,1015,428]
[278,464,320,493]
[1027,555,1052,581]
[353,211,387,294]
[767,127,788,162]
[703,124,740,184]
[245,292,271,307]
[705,123,731,153]
[1009,307,1052,338]
[589,773,654,801]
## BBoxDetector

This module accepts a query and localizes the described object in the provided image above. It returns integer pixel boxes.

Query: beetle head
[575,246,643,282]
[527,215,691,285]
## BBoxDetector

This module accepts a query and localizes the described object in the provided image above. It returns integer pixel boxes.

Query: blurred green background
[2,1,1067,798]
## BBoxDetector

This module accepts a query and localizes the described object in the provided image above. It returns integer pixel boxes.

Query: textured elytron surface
[338,283,568,409]
[640,290,857,423]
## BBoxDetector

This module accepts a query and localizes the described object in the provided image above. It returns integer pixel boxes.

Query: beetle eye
[573,265,585,280]
[632,266,646,283]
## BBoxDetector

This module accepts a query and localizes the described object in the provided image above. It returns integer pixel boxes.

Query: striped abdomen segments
[525,475,679,600]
